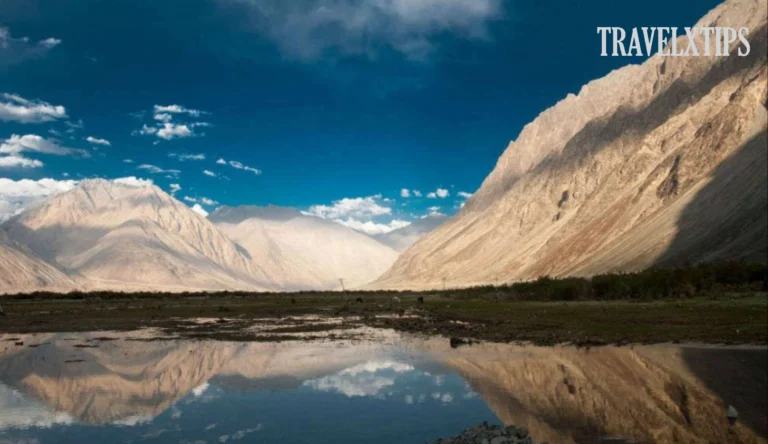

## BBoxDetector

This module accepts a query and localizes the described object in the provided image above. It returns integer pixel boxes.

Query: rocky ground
[429,422,539,444]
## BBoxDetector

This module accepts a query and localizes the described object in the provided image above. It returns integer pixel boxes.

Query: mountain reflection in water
[0,331,765,444]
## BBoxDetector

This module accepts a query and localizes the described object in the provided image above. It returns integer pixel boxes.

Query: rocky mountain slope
[373,214,449,252]
[372,0,768,289]
[1,179,275,292]
[0,229,80,293]
[209,205,399,290]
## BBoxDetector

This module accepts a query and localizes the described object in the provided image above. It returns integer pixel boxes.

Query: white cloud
[426,188,449,199]
[303,361,414,398]
[400,188,410,198]
[153,112,173,122]
[169,183,181,195]
[427,206,440,213]
[183,196,218,206]
[0,134,82,156]
[0,177,78,221]
[153,104,204,117]
[306,195,391,219]
[157,123,193,140]
[133,106,210,141]
[457,191,472,198]
[224,0,502,61]
[216,158,261,175]
[203,169,217,177]
[0,27,63,67]
[137,164,180,175]
[113,176,154,187]
[304,194,410,234]
[86,136,111,146]
[123,158,134,163]
[0,155,43,168]
[38,38,62,49]
[413,190,422,197]
[169,153,206,161]
[0,93,67,123]
[190,203,209,217]
[133,124,157,136]
[335,217,410,235]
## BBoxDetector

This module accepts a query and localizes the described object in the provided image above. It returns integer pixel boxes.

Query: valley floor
[1,291,765,345]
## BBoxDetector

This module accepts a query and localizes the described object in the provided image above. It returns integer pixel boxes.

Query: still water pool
[0,330,765,443]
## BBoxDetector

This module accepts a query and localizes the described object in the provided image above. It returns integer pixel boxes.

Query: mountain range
[1,0,765,293]
[0,180,399,293]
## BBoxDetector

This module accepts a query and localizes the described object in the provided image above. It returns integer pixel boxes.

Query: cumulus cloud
[190,203,209,217]
[0,27,63,67]
[0,155,43,168]
[457,191,472,198]
[0,134,88,157]
[413,190,422,197]
[400,188,410,198]
[335,217,410,235]
[169,183,181,195]
[224,0,502,61]
[137,164,180,175]
[123,158,134,163]
[85,136,111,146]
[0,177,78,221]
[39,38,62,49]
[0,134,89,167]
[157,123,193,140]
[203,169,217,177]
[183,196,219,206]
[133,105,210,141]
[216,158,261,175]
[169,153,206,161]
[113,176,154,187]
[426,187,449,199]
[303,194,412,234]
[306,195,391,219]
[0,93,67,123]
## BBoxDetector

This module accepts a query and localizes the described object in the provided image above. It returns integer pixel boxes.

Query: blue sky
[0,0,722,233]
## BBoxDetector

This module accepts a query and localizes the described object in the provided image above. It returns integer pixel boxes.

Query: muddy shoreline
[1,292,766,345]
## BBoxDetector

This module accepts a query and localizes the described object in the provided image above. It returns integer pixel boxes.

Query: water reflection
[0,331,765,444]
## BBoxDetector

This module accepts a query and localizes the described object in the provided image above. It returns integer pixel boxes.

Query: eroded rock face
[372,0,768,290]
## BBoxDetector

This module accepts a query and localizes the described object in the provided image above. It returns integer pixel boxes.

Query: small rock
[515,428,529,439]
[490,437,509,444]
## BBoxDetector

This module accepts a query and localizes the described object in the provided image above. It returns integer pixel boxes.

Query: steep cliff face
[373,0,768,289]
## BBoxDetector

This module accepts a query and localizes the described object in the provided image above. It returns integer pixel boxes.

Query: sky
[0,0,723,233]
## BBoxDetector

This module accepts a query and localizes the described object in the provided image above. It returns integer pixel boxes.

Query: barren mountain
[1,179,274,292]
[0,229,79,293]
[209,205,398,290]
[373,214,449,252]
[372,0,768,290]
